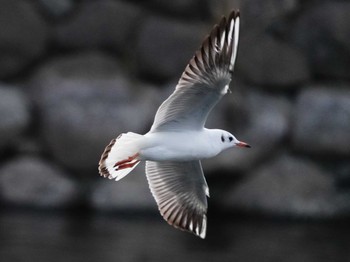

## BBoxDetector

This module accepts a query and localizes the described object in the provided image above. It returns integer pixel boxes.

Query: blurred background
[1,0,350,261]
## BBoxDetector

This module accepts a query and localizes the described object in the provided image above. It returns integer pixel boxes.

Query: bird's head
[216,130,251,151]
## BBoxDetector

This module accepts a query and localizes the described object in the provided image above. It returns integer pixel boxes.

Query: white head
[213,129,251,151]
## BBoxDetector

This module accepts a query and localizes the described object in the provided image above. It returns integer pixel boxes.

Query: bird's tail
[99,132,143,181]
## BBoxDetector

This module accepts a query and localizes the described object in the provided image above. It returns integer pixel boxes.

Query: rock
[335,161,350,189]
[292,86,350,156]
[208,0,241,20]
[225,154,349,217]
[36,0,74,18]
[31,50,123,89]
[243,0,299,28]
[238,90,291,147]
[149,0,204,17]
[91,164,157,211]
[135,14,207,81]
[30,51,161,171]
[289,2,350,79]
[0,0,48,79]
[204,88,291,173]
[0,156,78,208]
[54,1,141,54]
[237,32,310,87]
[14,136,45,156]
[0,85,30,150]
[209,0,299,28]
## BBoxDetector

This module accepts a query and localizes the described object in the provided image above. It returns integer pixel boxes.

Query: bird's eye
[221,134,225,142]
[229,136,233,142]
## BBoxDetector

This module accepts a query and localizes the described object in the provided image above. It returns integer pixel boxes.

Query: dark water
[1,210,350,262]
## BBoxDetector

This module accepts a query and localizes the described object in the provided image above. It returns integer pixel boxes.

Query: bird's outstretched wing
[150,10,240,132]
[145,160,209,238]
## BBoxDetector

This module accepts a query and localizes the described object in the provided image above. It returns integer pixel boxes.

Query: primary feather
[150,10,240,132]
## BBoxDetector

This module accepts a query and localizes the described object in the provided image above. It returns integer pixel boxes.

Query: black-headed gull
[99,10,250,239]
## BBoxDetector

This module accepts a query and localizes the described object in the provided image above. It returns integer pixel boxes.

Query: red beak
[236,141,251,148]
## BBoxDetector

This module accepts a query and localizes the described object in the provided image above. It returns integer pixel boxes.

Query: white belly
[139,131,220,161]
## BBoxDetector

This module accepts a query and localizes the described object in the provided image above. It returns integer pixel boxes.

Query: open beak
[236,141,251,148]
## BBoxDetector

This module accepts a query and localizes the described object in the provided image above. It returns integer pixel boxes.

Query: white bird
[99,10,250,239]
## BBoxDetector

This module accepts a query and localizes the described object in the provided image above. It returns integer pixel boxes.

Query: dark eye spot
[229,136,233,142]
[221,134,225,142]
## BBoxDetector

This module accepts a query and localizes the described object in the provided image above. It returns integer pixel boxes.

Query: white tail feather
[99,132,143,181]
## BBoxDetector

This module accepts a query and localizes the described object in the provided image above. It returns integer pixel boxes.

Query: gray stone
[14,136,44,156]
[91,164,157,211]
[209,0,299,28]
[204,88,291,173]
[208,0,241,21]
[135,15,207,81]
[290,2,350,79]
[31,50,123,89]
[0,156,78,208]
[238,90,291,147]
[30,51,161,171]
[37,0,74,17]
[292,86,350,156]
[242,0,299,28]
[149,0,203,16]
[237,32,310,87]
[225,154,349,217]
[54,1,141,53]
[0,0,48,78]
[0,85,30,150]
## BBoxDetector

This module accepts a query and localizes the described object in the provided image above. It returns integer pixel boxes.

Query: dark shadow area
[1,209,350,262]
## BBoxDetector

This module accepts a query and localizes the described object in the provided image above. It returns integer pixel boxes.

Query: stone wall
[0,0,349,218]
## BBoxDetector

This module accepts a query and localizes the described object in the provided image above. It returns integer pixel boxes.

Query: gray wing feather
[145,160,209,238]
[150,10,240,132]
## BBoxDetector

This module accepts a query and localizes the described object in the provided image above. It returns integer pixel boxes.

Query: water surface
[1,210,349,262]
